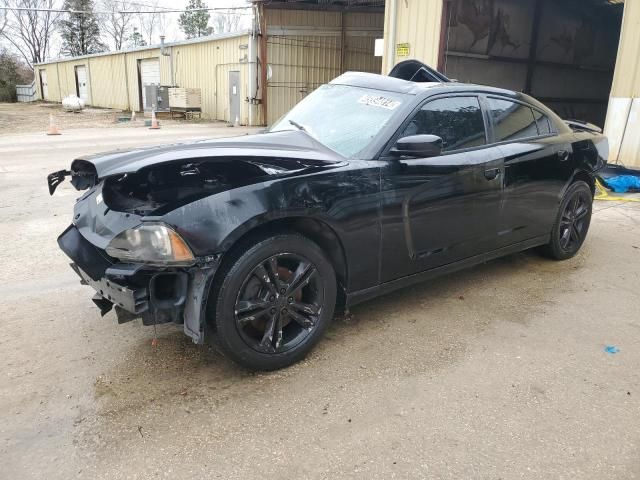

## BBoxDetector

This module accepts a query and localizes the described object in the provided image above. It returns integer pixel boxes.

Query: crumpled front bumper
[57,224,218,344]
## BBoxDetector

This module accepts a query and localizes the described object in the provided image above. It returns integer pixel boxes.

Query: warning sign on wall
[396,43,410,57]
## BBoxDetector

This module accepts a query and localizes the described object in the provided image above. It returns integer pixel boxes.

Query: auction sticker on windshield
[358,94,401,110]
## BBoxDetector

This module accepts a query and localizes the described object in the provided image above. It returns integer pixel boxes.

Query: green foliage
[0,50,31,102]
[179,0,213,39]
[127,27,147,48]
[60,0,107,56]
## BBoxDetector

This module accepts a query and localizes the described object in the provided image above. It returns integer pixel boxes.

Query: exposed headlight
[105,223,195,267]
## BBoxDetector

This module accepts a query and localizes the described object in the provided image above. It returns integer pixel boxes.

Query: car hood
[73,129,345,179]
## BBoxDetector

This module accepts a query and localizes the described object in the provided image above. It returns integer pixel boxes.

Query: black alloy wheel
[210,233,336,370]
[558,189,591,252]
[234,253,324,354]
[543,181,593,260]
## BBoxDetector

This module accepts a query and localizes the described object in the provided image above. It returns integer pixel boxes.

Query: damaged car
[49,62,608,370]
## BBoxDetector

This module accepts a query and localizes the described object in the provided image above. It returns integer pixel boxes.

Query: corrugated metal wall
[265,8,383,124]
[605,0,640,167]
[382,0,443,74]
[34,33,254,124]
[440,0,621,127]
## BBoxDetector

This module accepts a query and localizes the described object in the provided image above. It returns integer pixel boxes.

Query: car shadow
[90,248,579,422]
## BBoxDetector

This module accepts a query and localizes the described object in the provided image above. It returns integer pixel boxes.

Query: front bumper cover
[58,225,219,344]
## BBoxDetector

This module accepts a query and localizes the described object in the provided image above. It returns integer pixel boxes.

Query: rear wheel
[210,233,336,370]
[542,181,593,260]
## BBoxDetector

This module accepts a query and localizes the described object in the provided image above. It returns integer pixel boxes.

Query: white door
[139,58,160,110]
[40,69,48,100]
[76,65,89,103]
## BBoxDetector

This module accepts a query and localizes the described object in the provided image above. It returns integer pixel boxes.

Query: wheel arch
[563,169,596,199]
[215,215,349,296]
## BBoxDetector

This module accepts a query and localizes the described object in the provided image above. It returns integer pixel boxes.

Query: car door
[486,97,575,246]
[380,95,505,283]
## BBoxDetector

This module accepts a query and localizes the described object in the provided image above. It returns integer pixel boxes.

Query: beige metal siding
[605,0,640,167]
[383,0,443,73]
[265,8,383,124]
[32,33,254,124]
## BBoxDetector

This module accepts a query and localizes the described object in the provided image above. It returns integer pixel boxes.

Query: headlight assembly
[105,223,195,267]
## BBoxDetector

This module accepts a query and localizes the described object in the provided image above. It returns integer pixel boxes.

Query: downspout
[259,3,269,126]
[87,58,95,105]
[248,10,259,127]
[123,52,131,111]
[160,35,175,86]
[386,0,398,74]
[55,62,61,102]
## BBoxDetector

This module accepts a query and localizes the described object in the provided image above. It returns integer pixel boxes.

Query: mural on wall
[542,16,597,65]
[448,0,525,56]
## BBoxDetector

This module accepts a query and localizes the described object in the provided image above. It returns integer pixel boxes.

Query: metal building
[34,1,385,126]
[35,31,256,124]
[382,0,640,168]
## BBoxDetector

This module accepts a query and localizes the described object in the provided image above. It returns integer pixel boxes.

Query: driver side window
[400,96,486,153]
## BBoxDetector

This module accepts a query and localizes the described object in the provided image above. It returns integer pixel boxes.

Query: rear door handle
[558,150,570,161]
[484,168,501,180]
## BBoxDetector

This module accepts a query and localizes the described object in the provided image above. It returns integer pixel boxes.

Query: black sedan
[49,66,608,370]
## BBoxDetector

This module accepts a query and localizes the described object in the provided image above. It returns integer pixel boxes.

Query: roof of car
[331,71,520,99]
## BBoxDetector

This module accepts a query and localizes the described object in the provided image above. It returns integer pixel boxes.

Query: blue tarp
[604,175,640,193]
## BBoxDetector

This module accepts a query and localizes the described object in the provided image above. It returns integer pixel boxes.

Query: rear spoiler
[564,119,603,134]
[389,59,451,83]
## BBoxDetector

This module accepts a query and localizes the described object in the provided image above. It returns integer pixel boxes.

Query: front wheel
[542,181,593,260]
[210,233,337,370]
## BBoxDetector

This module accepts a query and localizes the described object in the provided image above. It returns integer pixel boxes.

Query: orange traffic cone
[149,110,160,129]
[46,113,61,135]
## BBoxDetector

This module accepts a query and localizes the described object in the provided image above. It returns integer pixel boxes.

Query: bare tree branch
[1,0,62,67]
[100,0,136,50]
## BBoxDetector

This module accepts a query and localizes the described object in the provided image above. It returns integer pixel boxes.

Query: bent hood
[74,130,344,179]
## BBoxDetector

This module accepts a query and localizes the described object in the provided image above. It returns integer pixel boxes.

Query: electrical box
[144,85,171,112]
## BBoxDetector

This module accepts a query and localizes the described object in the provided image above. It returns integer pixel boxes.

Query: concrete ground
[1,122,639,480]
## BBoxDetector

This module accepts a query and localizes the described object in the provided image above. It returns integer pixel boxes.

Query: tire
[541,180,593,260]
[209,232,337,370]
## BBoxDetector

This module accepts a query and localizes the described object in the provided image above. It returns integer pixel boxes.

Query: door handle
[484,168,501,180]
[558,150,570,161]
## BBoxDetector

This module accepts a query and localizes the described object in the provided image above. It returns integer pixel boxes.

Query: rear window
[533,109,553,135]
[488,98,538,142]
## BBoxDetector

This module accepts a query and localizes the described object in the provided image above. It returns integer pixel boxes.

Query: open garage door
[263,5,384,125]
[439,0,623,128]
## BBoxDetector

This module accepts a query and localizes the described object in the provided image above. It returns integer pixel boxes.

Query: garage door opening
[439,0,624,128]
[255,0,385,124]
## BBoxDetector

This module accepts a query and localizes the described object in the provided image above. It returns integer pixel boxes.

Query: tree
[139,0,165,46]
[211,10,241,34]
[1,0,61,67]
[0,49,32,101]
[101,0,136,50]
[59,0,106,56]
[127,26,146,48]
[0,9,7,37]
[179,0,212,39]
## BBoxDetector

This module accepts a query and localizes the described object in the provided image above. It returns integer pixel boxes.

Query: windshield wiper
[288,119,307,132]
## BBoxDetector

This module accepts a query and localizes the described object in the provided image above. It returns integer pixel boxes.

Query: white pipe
[247,9,259,126]
[386,0,398,73]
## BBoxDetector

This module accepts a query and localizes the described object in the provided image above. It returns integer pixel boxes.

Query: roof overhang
[252,0,385,12]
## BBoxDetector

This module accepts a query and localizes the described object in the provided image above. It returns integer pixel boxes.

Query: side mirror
[390,134,443,159]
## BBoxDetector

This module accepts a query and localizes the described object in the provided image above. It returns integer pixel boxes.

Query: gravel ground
[0,125,639,480]
[0,102,223,135]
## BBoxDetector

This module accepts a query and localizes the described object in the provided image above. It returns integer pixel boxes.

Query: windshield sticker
[358,94,401,110]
